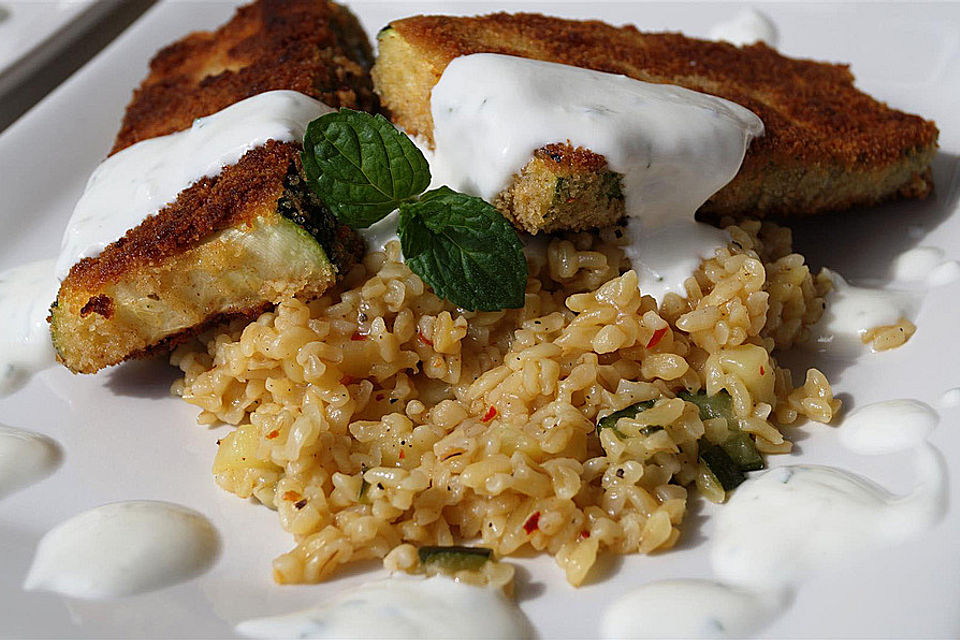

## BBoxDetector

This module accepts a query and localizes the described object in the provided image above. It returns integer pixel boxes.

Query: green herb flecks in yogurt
[56,91,333,280]
[236,575,531,639]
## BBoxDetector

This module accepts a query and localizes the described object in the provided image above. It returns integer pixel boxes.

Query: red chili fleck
[340,375,355,385]
[646,327,668,349]
[523,511,541,534]
[760,366,766,376]
[399,449,406,460]
[580,529,591,539]
[375,393,386,401]
[351,331,366,341]
[266,430,280,440]
[418,330,434,347]
[481,405,497,422]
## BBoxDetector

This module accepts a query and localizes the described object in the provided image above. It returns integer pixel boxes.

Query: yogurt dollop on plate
[24,501,221,599]
[0,425,60,499]
[237,575,530,639]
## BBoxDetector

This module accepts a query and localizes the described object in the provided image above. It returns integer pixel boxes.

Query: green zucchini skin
[278,161,363,271]
[596,391,766,497]
[418,545,493,574]
[596,400,657,437]
[699,444,746,491]
[678,390,733,421]
[680,390,765,474]
[720,432,764,472]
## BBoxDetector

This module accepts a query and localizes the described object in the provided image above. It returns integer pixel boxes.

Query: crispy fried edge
[377,13,939,169]
[53,140,363,373]
[113,0,378,153]
[61,141,300,292]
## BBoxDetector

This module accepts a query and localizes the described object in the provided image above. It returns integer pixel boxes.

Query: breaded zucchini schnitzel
[372,13,939,234]
[51,0,374,374]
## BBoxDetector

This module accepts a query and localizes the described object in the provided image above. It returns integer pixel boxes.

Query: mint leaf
[399,188,527,312]
[301,109,430,228]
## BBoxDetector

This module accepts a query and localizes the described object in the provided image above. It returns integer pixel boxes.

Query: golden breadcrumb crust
[113,0,377,153]
[53,142,363,374]
[64,141,295,290]
[372,13,938,225]
[52,0,372,373]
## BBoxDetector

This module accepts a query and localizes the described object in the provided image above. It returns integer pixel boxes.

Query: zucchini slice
[698,444,746,491]
[720,432,764,472]
[418,545,493,574]
[678,390,733,421]
[681,390,765,474]
[596,400,658,437]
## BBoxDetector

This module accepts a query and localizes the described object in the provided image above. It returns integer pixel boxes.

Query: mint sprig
[301,110,527,312]
[400,188,527,311]
[302,109,430,228]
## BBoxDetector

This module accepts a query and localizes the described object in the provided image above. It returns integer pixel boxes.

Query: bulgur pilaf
[172,220,840,586]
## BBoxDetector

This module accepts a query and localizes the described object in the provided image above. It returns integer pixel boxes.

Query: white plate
[0,0,120,95]
[1,1,959,638]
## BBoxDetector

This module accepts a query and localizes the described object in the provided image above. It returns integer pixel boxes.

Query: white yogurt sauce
[430,54,762,301]
[24,501,220,599]
[602,399,946,639]
[56,90,333,279]
[431,54,763,219]
[0,259,59,395]
[601,579,780,639]
[890,246,960,288]
[708,9,780,47]
[0,425,60,499]
[712,456,944,593]
[837,399,938,455]
[939,387,960,409]
[623,221,731,301]
[359,210,401,252]
[806,268,920,355]
[236,575,530,639]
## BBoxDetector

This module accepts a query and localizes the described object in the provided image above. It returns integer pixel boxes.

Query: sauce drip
[56,90,332,279]
[806,268,920,356]
[0,259,59,395]
[708,9,780,47]
[890,246,960,288]
[939,387,960,408]
[430,53,762,301]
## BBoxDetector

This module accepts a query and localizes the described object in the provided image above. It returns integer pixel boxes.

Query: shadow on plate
[512,562,547,603]
[786,151,959,279]
[770,151,959,393]
[669,490,710,552]
[0,523,78,637]
[104,356,181,400]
